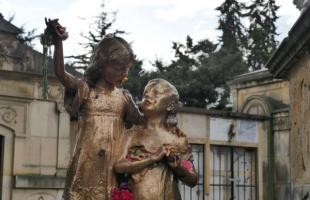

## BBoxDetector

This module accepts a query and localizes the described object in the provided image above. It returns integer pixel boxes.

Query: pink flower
[111,188,134,200]
[126,155,133,161]
[181,160,193,171]
[111,188,121,200]
[121,189,134,200]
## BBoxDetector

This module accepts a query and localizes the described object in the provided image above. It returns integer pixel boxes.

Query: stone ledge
[14,175,65,189]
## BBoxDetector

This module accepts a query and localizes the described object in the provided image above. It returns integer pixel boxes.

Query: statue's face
[101,62,131,86]
[141,82,173,115]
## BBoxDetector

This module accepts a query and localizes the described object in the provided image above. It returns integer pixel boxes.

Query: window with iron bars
[209,145,257,200]
[179,144,204,200]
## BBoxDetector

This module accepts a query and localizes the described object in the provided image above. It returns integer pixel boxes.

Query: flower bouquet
[112,174,134,200]
[111,187,134,200]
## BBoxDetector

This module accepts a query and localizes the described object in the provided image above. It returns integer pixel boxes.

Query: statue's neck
[95,79,115,91]
[145,115,166,131]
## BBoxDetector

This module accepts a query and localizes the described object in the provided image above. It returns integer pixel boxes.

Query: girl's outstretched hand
[42,18,68,46]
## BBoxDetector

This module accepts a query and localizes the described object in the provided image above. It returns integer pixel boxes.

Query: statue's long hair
[84,34,134,87]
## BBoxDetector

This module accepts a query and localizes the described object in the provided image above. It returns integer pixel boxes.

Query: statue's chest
[83,89,126,115]
[131,131,180,152]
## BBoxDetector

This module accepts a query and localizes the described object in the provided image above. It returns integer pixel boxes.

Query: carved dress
[62,79,141,200]
[119,127,195,200]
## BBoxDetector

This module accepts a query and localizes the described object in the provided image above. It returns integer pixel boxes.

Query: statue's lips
[142,99,156,106]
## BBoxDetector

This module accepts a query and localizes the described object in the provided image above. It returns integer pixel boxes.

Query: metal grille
[179,144,204,200]
[210,146,257,200]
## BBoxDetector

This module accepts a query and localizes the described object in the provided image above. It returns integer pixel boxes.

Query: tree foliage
[244,0,279,70]
[145,0,250,109]
[16,27,37,47]
[142,0,279,108]
[148,36,236,109]
[216,0,245,50]
[64,1,145,101]
[122,57,148,102]
[66,2,124,70]
[70,0,279,109]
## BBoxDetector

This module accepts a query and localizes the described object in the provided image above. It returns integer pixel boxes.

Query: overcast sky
[0,0,300,69]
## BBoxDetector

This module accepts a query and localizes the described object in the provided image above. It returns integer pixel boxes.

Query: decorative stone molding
[0,106,17,124]
[241,95,289,117]
[240,95,271,115]
[26,193,57,200]
[272,112,290,131]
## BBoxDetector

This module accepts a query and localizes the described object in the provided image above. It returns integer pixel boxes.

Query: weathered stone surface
[289,54,310,183]
[292,184,310,200]
[275,156,291,183]
[230,70,289,112]
[14,175,65,189]
[40,138,57,175]
[57,138,71,169]
[58,112,70,139]
[177,113,208,138]
[275,184,291,200]
[272,111,290,131]
[274,130,290,157]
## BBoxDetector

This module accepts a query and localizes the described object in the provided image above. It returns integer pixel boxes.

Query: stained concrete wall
[272,110,291,200]
[288,52,310,199]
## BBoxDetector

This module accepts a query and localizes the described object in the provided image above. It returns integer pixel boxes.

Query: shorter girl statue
[114,79,198,200]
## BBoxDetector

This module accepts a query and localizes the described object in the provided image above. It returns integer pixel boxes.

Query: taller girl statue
[45,19,143,200]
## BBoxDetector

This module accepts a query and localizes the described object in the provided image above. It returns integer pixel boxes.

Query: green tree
[244,0,279,70]
[150,36,221,108]
[209,0,248,108]
[66,2,124,70]
[64,1,145,101]
[17,27,37,47]
[146,0,250,109]
[216,0,246,50]
[122,56,148,101]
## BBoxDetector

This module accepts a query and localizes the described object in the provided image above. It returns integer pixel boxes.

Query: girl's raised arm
[53,39,78,91]
[45,19,78,91]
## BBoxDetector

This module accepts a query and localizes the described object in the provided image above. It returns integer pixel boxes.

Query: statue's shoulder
[169,126,187,138]
[120,88,133,99]
[125,125,145,136]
